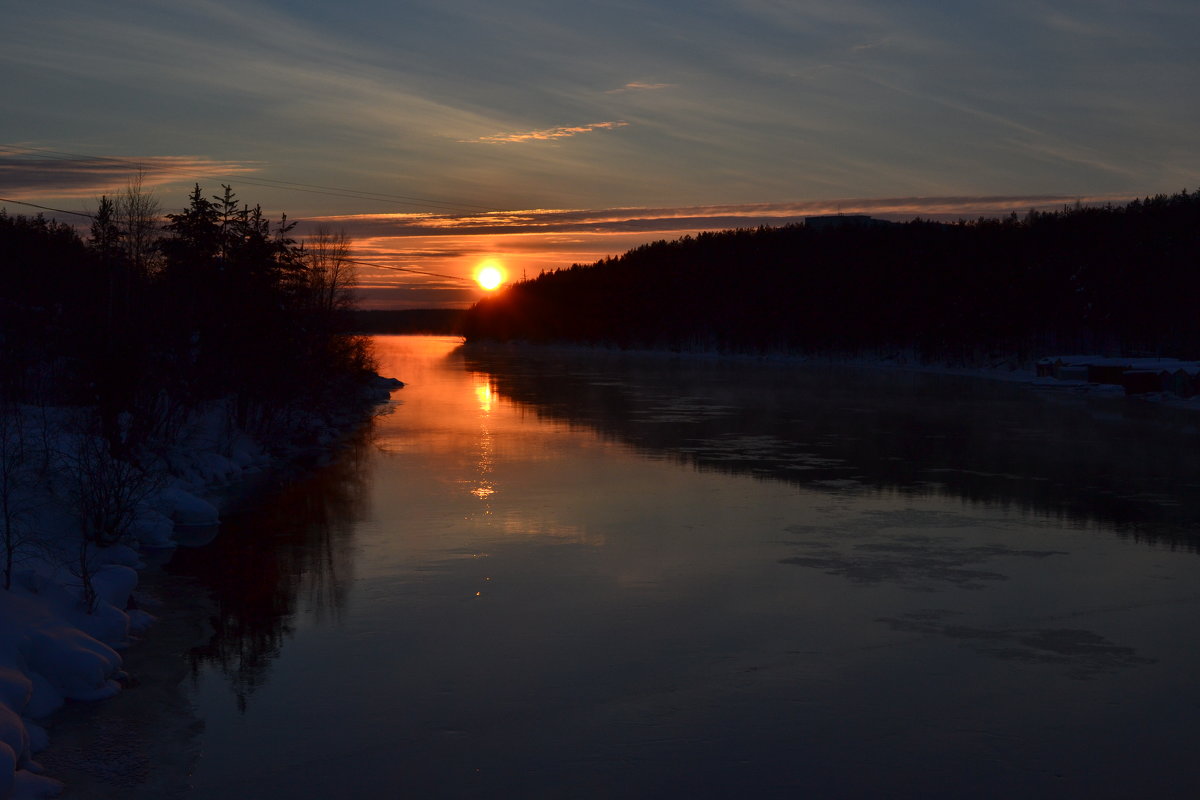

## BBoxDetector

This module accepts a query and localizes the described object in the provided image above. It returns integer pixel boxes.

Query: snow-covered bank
[814,352,1200,411]
[464,339,1200,413]
[0,375,402,798]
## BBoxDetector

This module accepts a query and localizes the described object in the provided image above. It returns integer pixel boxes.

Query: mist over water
[77,336,1200,797]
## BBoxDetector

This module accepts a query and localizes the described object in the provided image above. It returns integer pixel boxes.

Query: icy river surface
[62,336,1200,797]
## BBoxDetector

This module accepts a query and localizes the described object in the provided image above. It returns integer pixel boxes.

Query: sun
[475,261,506,291]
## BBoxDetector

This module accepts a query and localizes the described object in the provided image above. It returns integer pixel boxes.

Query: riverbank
[463,338,1200,414]
[0,375,402,799]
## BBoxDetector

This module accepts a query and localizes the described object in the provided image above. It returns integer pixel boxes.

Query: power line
[1,145,502,287]
[0,194,479,286]
[344,257,475,284]
[0,196,94,219]
[0,143,498,214]
[209,175,497,214]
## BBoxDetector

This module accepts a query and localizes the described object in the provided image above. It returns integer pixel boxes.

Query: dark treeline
[0,183,373,458]
[463,190,1200,361]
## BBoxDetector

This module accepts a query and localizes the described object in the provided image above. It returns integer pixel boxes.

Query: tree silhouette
[1,184,377,449]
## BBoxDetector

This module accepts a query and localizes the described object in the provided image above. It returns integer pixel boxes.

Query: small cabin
[1169,368,1199,398]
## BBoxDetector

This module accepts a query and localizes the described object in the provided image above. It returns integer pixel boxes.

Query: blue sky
[3,0,1198,306]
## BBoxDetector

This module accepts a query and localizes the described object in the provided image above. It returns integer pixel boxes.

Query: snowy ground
[469,339,1200,411]
[0,378,401,799]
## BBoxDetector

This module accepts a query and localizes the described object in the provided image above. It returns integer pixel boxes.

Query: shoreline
[0,375,402,799]
[34,565,212,799]
[460,338,1200,413]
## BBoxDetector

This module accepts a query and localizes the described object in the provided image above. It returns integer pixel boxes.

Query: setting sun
[475,261,506,291]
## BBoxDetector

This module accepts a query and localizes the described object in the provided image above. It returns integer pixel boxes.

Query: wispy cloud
[0,148,260,199]
[849,38,890,53]
[606,82,675,93]
[5,0,1192,220]
[466,121,629,144]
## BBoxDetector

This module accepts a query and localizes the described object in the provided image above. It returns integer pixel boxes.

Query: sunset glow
[4,1,1196,311]
[329,197,1132,309]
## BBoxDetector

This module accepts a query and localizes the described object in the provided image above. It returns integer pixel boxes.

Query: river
[44,335,1200,798]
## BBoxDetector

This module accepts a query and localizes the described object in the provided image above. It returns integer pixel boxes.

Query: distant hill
[462,192,1200,362]
[344,308,466,334]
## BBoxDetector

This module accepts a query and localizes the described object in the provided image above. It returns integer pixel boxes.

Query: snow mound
[0,374,398,796]
[156,485,219,527]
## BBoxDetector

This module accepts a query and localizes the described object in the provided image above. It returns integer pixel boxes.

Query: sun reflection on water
[475,378,496,413]
[472,375,497,506]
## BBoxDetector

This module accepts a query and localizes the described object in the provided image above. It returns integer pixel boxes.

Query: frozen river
[49,335,1200,797]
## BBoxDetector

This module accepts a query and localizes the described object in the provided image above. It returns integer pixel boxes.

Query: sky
[2,0,1198,308]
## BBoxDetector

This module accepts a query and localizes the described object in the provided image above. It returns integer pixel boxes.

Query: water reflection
[471,377,498,503]
[473,377,496,414]
[171,337,1200,799]
[460,344,1200,549]
[166,423,375,711]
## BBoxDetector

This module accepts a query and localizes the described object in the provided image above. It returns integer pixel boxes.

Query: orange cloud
[313,194,1114,240]
[467,121,629,144]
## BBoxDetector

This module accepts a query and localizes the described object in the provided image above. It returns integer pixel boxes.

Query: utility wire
[0,196,94,219]
[0,144,498,214]
[0,195,479,286]
[343,258,474,284]
[1,145,500,287]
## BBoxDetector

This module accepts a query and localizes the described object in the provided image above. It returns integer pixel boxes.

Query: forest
[462,190,1200,362]
[0,182,374,463]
